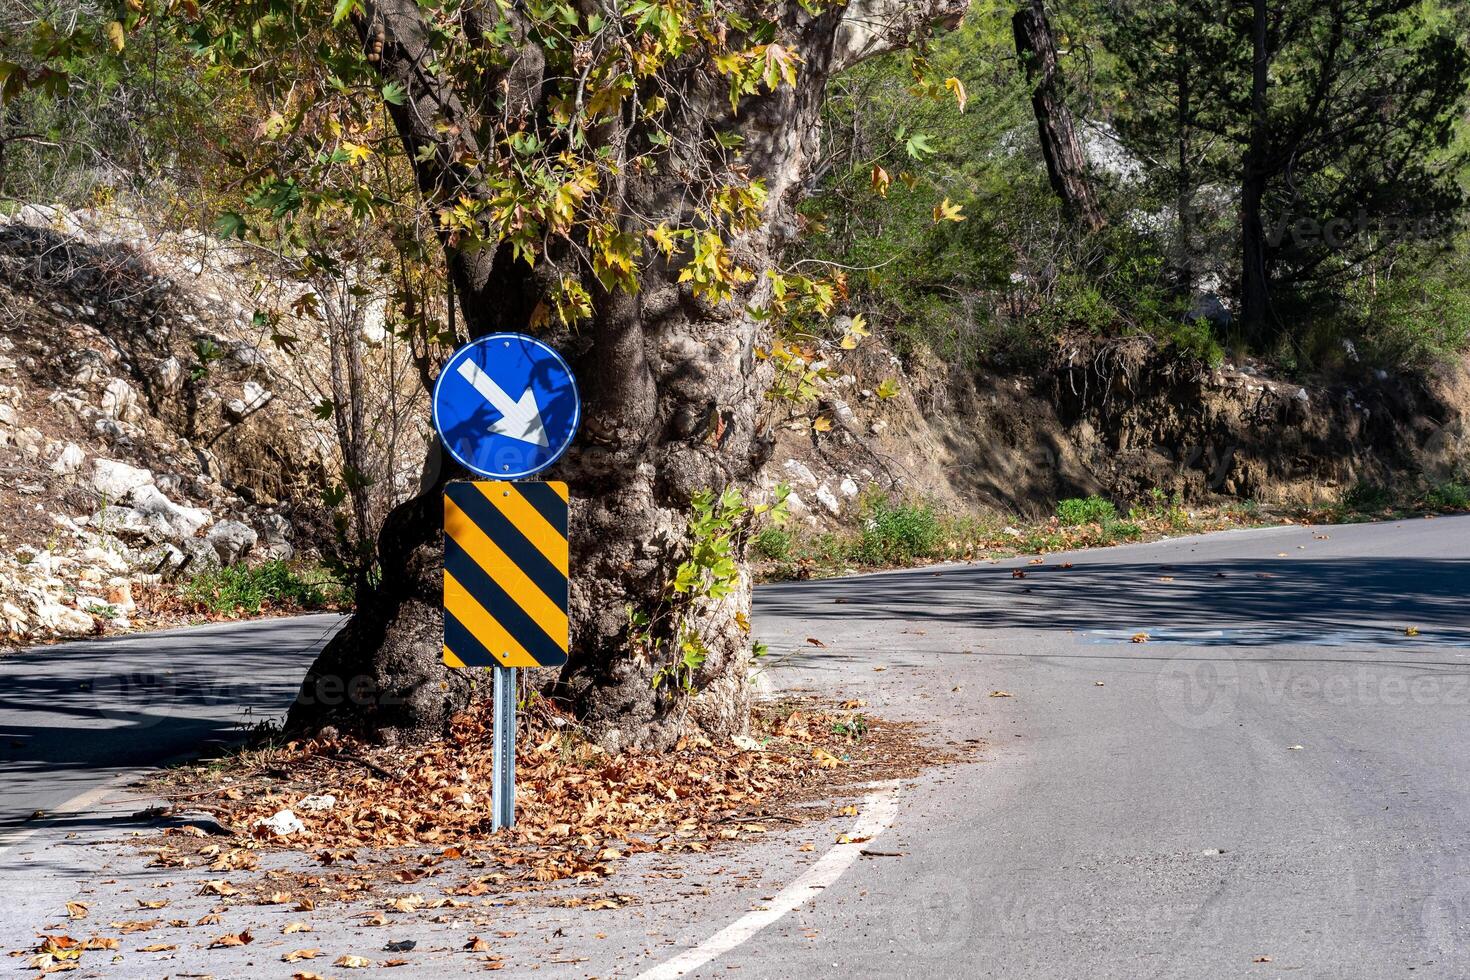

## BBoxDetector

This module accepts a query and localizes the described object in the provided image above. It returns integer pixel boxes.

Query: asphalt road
[3,516,1469,979]
[0,613,344,841]
[741,514,1470,978]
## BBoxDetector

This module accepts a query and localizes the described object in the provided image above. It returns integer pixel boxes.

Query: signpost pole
[492,664,516,831]
[433,333,579,837]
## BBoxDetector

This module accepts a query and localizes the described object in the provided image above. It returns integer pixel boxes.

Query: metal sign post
[431,333,580,834]
[492,665,517,830]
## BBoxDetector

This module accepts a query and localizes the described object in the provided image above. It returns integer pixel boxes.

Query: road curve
[0,613,344,841]
[739,515,1470,979]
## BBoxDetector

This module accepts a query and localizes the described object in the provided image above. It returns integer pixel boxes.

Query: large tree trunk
[287,0,969,749]
[1013,0,1105,232]
[1240,0,1274,341]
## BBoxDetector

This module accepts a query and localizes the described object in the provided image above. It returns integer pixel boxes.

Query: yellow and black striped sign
[442,481,569,669]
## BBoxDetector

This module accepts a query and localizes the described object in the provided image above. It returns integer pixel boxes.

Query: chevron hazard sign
[442,481,569,669]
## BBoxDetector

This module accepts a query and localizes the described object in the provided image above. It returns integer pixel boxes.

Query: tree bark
[1240,0,1273,341]
[286,0,970,749]
[1013,0,1105,233]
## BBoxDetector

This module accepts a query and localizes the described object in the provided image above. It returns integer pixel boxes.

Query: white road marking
[456,358,549,447]
[635,780,903,980]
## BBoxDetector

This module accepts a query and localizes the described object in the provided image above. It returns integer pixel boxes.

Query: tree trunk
[1013,0,1105,233]
[285,1,967,749]
[1240,0,1273,341]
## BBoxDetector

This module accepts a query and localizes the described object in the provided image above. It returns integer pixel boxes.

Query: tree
[1102,0,1470,344]
[1012,0,1104,231]
[54,0,969,748]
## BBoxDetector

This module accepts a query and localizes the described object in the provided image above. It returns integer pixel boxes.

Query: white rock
[251,809,305,838]
[259,513,294,561]
[33,600,94,636]
[360,296,389,345]
[15,427,43,455]
[99,377,139,420]
[839,477,860,498]
[781,459,820,489]
[129,484,212,538]
[151,356,183,392]
[51,443,86,475]
[92,458,155,498]
[242,381,272,411]
[0,403,15,426]
[206,520,257,565]
[815,484,841,514]
[297,794,336,812]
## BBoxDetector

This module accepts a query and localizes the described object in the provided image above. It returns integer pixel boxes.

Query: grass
[182,560,348,615]
[1306,475,1470,524]
[755,490,1268,582]
[1056,495,1117,526]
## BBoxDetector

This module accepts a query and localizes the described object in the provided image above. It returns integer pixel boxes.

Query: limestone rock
[50,443,86,475]
[206,520,257,565]
[91,458,155,499]
[129,484,212,539]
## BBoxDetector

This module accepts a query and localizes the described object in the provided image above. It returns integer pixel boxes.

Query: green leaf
[331,0,357,27]
[213,211,246,239]
[312,399,335,421]
[380,81,406,105]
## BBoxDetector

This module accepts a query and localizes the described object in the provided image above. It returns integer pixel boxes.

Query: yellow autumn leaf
[812,748,842,769]
[945,76,968,112]
[107,20,126,51]
[933,197,966,223]
[870,164,891,198]
[876,377,900,399]
[812,415,833,433]
[342,141,373,163]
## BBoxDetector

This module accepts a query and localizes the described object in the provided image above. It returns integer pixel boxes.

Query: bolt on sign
[442,480,569,669]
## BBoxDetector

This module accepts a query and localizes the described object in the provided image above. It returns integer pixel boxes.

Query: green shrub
[1103,519,1144,541]
[1056,495,1117,526]
[1426,480,1470,510]
[752,527,793,561]
[853,499,942,565]
[1343,481,1394,513]
[184,561,344,615]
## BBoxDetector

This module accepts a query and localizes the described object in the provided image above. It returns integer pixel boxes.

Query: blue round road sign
[431,334,581,480]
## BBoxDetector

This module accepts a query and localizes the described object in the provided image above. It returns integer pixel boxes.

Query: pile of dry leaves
[143,698,932,897]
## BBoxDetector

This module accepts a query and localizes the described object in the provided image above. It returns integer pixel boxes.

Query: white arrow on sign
[455,358,550,447]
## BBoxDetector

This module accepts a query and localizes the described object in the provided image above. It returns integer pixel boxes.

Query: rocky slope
[0,205,427,645]
[756,332,1470,524]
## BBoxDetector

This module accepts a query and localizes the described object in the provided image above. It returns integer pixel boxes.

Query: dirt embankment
[760,333,1470,521]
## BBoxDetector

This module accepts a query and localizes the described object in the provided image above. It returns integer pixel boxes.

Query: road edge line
[634,779,903,980]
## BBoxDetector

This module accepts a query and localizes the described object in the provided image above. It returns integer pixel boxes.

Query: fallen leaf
[335,954,373,968]
[209,929,253,948]
[200,879,238,897]
[812,748,842,769]
[283,922,313,935]
[138,944,177,952]
[282,949,322,963]
[1010,569,1027,579]
[1131,632,1149,643]
[1405,626,1420,636]
[805,637,826,648]
[988,690,1013,698]
[136,900,169,910]
[466,937,493,952]
[65,902,89,920]
[1253,955,1273,963]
